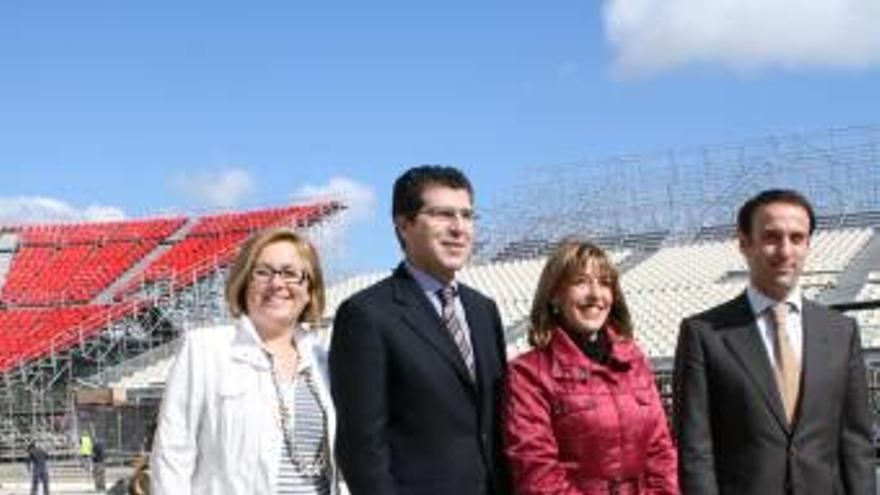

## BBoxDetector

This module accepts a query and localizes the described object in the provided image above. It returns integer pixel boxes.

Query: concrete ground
[5,465,880,494]
[0,462,131,495]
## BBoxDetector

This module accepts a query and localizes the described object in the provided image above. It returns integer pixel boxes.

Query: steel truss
[478,124,880,261]
[0,200,347,460]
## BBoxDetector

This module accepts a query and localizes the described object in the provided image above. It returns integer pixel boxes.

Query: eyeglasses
[251,265,310,286]
[418,206,479,223]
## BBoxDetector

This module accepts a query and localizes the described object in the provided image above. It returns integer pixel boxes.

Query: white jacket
[151,316,342,495]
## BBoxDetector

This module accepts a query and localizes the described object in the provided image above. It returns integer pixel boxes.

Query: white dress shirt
[746,284,804,368]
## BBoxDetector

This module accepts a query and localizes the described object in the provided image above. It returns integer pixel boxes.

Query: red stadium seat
[0,203,339,371]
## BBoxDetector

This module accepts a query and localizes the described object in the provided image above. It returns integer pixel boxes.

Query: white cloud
[0,196,125,225]
[169,167,256,208]
[294,176,377,223]
[82,205,126,221]
[604,0,880,76]
[291,176,379,276]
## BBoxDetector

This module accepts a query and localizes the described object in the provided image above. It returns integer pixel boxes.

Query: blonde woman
[151,227,342,495]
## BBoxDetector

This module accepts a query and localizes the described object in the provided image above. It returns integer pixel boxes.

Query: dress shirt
[404,260,475,352]
[746,284,804,367]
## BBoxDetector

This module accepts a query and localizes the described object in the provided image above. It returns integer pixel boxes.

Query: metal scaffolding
[478,124,880,261]
[0,200,347,460]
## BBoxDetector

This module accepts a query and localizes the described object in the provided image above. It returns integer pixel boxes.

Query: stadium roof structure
[478,123,880,263]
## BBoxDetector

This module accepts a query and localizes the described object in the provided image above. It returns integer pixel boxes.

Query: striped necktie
[437,286,475,380]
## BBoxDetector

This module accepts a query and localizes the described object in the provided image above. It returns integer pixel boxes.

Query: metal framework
[478,124,880,261]
[0,199,347,460]
[473,123,880,423]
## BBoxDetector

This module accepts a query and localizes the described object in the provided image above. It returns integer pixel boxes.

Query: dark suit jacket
[329,264,510,495]
[673,292,875,495]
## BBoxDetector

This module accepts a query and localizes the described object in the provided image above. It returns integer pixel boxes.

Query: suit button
[788,446,796,456]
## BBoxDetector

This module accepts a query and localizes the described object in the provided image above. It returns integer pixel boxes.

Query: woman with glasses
[151,227,343,495]
[503,239,677,494]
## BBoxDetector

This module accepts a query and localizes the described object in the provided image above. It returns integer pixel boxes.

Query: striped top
[276,369,330,495]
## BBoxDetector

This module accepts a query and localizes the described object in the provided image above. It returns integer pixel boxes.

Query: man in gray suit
[674,189,875,494]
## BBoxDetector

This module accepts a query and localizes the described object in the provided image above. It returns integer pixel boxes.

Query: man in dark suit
[674,189,875,494]
[330,165,510,495]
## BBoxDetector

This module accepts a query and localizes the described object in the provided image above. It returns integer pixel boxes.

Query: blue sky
[2,0,879,278]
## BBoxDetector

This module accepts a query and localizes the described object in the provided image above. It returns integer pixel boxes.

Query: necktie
[770,302,801,424]
[437,286,475,380]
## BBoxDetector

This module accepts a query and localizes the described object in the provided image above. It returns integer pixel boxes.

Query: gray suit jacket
[673,292,875,495]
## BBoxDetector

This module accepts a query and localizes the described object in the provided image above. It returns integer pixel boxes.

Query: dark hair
[391,165,473,247]
[737,189,816,237]
[529,238,633,349]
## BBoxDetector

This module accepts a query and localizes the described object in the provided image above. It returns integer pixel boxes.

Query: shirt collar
[233,315,313,372]
[404,260,458,294]
[745,283,803,317]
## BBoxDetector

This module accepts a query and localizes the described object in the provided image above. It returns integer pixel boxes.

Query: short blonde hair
[528,238,633,349]
[225,227,326,324]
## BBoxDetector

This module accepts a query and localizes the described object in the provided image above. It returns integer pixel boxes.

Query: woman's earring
[549,301,561,316]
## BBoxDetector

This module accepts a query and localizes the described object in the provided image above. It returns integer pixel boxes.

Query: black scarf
[566,327,630,372]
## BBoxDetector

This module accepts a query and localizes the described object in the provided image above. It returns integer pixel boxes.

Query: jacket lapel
[720,293,789,432]
[459,286,492,394]
[795,300,830,430]
[391,265,476,389]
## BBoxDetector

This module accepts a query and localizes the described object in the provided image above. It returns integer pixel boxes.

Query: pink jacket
[503,329,678,495]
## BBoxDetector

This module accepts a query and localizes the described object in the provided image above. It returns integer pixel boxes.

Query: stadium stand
[0,303,137,372]
[1,218,186,306]
[117,205,330,295]
[472,225,878,357]
[99,251,630,390]
[0,231,18,284]
[856,272,880,347]
[323,251,631,325]
[0,201,344,459]
[114,358,173,391]
[616,227,874,356]
[102,222,880,389]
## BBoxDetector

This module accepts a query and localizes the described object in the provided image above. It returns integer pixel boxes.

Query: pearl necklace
[268,354,329,477]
